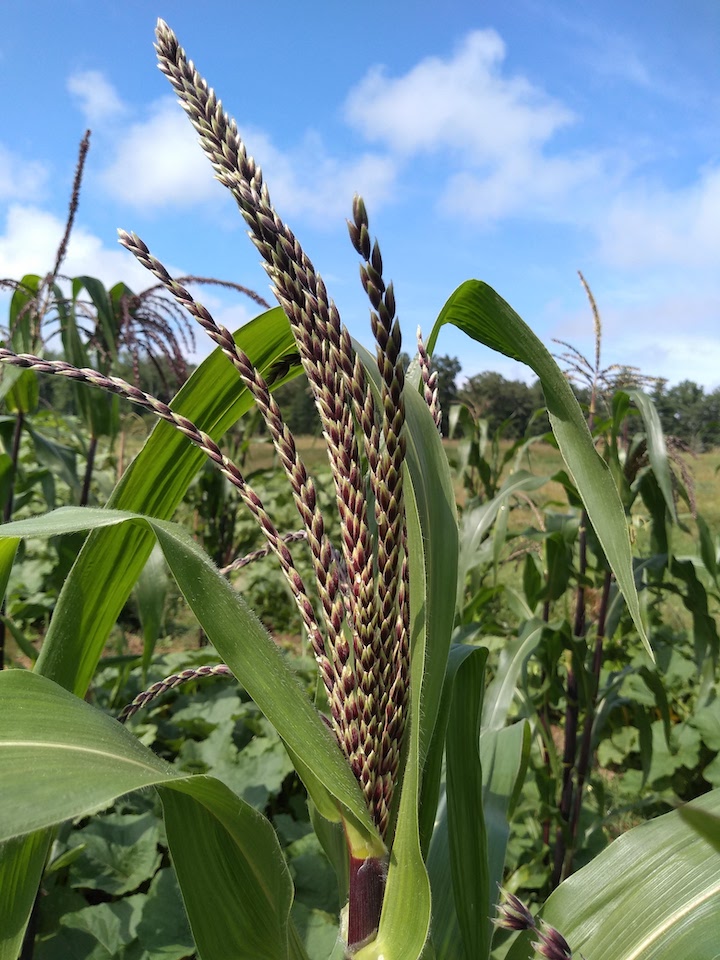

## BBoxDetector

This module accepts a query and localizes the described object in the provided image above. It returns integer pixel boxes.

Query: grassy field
[241,434,720,529]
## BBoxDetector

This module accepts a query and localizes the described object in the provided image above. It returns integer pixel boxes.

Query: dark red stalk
[0,411,25,669]
[347,853,386,951]
[569,569,613,852]
[3,411,24,524]
[551,510,588,889]
[79,434,98,506]
[551,656,579,889]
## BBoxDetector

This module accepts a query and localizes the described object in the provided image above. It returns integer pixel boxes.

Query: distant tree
[274,374,321,436]
[432,355,462,435]
[461,371,537,439]
[707,387,720,448]
[653,379,720,450]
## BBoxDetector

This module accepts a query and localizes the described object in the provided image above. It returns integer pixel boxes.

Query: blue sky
[1,1,718,388]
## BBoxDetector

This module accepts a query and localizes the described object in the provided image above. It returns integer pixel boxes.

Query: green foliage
[0,20,718,960]
[273,376,322,437]
[653,379,720,451]
[460,371,547,440]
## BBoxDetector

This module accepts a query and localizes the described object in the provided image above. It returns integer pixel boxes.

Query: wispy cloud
[597,166,720,269]
[240,129,396,226]
[88,78,396,225]
[345,29,604,224]
[68,70,127,126]
[528,3,685,101]
[0,145,48,203]
[346,30,573,159]
[0,204,168,291]
[441,151,603,223]
[98,98,224,208]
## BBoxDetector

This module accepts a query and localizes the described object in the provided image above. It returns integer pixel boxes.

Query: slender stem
[569,570,613,853]
[538,679,553,849]
[573,516,588,640]
[552,652,579,889]
[551,506,589,889]
[4,411,24,523]
[80,434,98,506]
[0,412,24,669]
[117,428,126,481]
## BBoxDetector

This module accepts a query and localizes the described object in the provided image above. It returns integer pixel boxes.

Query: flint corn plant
[2,19,720,960]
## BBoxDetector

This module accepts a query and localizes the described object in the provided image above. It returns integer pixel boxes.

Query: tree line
[459,371,720,450]
[35,351,719,450]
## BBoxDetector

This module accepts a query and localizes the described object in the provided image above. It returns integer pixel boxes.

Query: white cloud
[542,6,691,104]
[345,30,573,160]
[99,98,224,208]
[596,166,720,269]
[0,145,48,202]
[442,150,603,222]
[68,70,127,126]
[95,89,396,225]
[242,129,396,226]
[0,204,166,292]
[344,29,602,224]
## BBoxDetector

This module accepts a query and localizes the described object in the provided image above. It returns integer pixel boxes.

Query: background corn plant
[1,20,719,960]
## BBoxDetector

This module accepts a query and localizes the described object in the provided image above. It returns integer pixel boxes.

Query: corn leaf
[506,788,720,960]
[0,831,50,960]
[427,280,650,655]
[628,388,677,523]
[0,309,298,952]
[445,646,489,960]
[0,670,295,960]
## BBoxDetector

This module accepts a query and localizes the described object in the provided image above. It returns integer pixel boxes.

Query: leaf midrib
[620,881,720,960]
[0,740,175,776]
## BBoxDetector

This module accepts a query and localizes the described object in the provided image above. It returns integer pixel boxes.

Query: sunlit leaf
[427,280,650,655]
[0,670,296,960]
[506,789,720,960]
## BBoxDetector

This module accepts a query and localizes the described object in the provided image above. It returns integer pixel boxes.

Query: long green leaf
[134,544,169,676]
[420,643,479,857]
[482,621,544,732]
[0,831,51,960]
[697,514,718,585]
[0,670,294,960]
[160,786,293,960]
[628,389,676,523]
[6,275,41,353]
[457,471,547,611]
[425,644,484,957]
[428,672,530,960]
[0,506,377,842]
[479,719,530,931]
[507,788,720,959]
[445,646,489,960]
[427,280,650,654]
[0,538,19,608]
[73,277,118,363]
